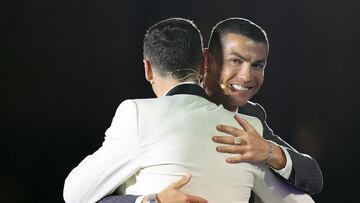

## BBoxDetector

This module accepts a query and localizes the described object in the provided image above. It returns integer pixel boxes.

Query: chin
[236,101,248,107]
[226,98,247,109]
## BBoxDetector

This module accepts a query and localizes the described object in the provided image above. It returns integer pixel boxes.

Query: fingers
[234,114,255,133]
[216,115,249,135]
[163,174,208,203]
[212,135,244,145]
[216,124,243,137]
[225,155,248,163]
[215,144,253,164]
[216,115,259,138]
[186,194,208,203]
[171,174,191,190]
[216,145,247,154]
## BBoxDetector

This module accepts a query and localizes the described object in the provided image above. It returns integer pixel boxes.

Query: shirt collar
[162,82,200,97]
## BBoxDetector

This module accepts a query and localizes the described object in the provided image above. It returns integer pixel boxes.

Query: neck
[203,75,238,112]
[153,78,197,97]
[209,91,238,112]
[223,103,238,112]
[154,79,180,97]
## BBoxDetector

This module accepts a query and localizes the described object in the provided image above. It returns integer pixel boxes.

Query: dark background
[2,0,360,202]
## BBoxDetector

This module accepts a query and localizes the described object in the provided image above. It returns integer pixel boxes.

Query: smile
[230,84,250,91]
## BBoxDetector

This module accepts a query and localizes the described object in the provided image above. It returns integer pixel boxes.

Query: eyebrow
[229,51,266,64]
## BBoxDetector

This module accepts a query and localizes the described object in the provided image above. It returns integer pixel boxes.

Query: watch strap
[147,193,158,203]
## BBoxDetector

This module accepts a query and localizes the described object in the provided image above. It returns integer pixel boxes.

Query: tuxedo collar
[165,83,210,100]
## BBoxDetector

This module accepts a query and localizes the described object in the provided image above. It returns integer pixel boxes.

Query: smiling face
[204,33,268,111]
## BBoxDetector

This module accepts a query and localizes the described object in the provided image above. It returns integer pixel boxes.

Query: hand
[212,114,286,169]
[142,174,208,203]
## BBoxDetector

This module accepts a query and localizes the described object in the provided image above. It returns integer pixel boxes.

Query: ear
[143,59,153,82]
[203,48,211,73]
[199,49,207,77]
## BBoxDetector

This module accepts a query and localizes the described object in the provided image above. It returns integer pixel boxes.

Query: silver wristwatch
[147,193,158,203]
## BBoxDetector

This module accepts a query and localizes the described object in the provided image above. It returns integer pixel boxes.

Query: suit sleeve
[97,195,139,203]
[241,103,323,195]
[63,100,141,203]
[253,165,315,203]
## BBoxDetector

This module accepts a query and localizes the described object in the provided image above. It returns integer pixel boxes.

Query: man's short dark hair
[143,18,203,77]
[208,18,268,54]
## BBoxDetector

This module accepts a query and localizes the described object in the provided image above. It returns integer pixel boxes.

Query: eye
[230,58,243,65]
[252,63,264,70]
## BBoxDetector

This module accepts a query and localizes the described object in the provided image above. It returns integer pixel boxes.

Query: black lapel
[238,103,252,115]
[165,83,210,100]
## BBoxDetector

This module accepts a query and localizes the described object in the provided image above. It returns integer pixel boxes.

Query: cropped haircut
[143,18,203,77]
[208,18,268,54]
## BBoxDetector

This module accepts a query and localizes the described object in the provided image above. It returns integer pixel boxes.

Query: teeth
[231,84,249,91]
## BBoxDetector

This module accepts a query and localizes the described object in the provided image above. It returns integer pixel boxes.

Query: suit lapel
[165,83,210,100]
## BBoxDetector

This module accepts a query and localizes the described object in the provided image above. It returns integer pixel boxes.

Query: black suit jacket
[238,101,323,194]
[98,84,323,203]
[98,195,138,203]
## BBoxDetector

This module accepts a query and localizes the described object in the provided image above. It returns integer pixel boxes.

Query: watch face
[147,193,158,203]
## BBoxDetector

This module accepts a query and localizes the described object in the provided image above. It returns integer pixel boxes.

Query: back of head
[143,18,203,78]
[208,17,268,55]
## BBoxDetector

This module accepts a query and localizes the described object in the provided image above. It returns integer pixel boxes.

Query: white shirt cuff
[135,195,145,203]
[273,146,292,179]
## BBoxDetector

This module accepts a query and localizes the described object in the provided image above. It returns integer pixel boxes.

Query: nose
[238,64,251,82]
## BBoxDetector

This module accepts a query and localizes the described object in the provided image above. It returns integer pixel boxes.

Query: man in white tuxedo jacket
[63,18,314,203]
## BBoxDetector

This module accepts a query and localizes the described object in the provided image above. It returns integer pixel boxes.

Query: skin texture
[204,34,267,111]
[213,114,286,169]
[141,175,208,203]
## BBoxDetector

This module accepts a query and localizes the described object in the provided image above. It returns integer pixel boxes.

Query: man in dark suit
[202,18,323,203]
[97,18,323,203]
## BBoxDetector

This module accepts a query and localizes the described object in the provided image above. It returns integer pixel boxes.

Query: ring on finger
[233,136,241,145]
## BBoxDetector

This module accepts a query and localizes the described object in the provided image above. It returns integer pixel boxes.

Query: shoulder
[117,97,161,110]
[112,98,156,120]
[135,94,212,108]
[238,101,267,121]
[114,99,137,115]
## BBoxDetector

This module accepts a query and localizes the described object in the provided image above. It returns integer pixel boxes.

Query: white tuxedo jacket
[64,84,314,203]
